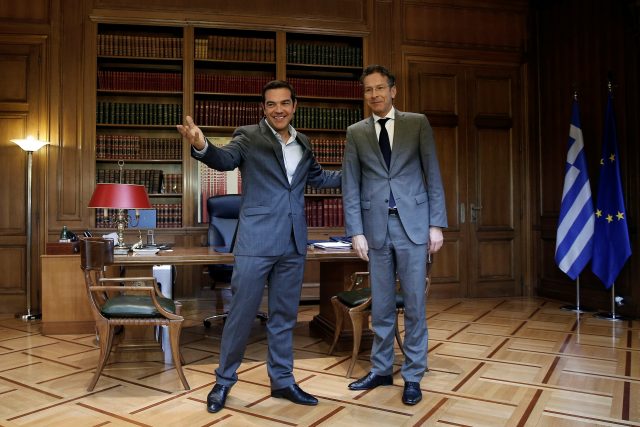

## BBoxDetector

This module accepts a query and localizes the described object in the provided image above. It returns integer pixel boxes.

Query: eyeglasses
[363,85,391,96]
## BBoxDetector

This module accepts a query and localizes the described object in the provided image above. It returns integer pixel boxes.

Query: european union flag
[592,93,631,288]
[555,99,594,280]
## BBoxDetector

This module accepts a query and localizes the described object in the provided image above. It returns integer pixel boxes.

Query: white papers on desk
[313,241,351,250]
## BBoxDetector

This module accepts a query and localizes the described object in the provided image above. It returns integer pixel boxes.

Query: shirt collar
[264,118,298,144]
[372,107,396,123]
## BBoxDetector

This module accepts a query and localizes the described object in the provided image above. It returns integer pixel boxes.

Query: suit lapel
[260,120,288,180]
[364,116,387,171]
[290,135,311,187]
[389,110,405,171]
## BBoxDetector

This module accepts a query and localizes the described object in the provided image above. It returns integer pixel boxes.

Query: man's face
[363,72,396,117]
[261,87,297,133]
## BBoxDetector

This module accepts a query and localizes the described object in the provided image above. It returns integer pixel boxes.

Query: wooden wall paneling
[0,1,50,24]
[50,0,90,232]
[0,36,48,313]
[401,0,527,52]
[90,0,368,34]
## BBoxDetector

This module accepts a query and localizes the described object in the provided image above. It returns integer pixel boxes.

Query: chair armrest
[91,283,182,320]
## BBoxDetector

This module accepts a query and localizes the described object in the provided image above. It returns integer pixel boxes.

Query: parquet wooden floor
[0,297,638,426]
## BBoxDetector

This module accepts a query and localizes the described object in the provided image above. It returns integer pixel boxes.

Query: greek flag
[555,99,594,279]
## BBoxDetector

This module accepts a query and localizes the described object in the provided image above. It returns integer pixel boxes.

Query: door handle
[470,203,482,223]
[460,202,465,223]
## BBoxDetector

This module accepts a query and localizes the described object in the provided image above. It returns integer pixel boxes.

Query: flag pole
[594,283,629,321]
[560,277,594,313]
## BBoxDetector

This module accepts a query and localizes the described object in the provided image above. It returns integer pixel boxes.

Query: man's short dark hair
[360,64,396,88]
[262,80,297,103]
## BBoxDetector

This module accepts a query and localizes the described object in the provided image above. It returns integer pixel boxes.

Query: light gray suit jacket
[342,110,447,249]
[193,119,341,256]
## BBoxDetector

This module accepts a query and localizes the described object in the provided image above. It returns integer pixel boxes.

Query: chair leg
[168,320,190,390]
[328,297,344,355]
[346,311,365,378]
[88,321,115,391]
[394,311,406,357]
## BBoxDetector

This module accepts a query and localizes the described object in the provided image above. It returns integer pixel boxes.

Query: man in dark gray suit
[342,65,447,405]
[177,80,341,413]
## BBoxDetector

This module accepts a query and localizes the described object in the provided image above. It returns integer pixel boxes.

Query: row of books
[97,70,361,99]
[96,168,164,194]
[293,106,363,130]
[287,43,362,67]
[163,173,183,194]
[98,34,183,58]
[195,36,276,62]
[310,137,346,163]
[195,74,273,94]
[94,204,183,229]
[193,100,263,127]
[151,203,183,228]
[96,102,183,126]
[97,71,182,92]
[96,135,182,160]
[305,198,344,227]
[305,186,342,195]
[289,78,361,99]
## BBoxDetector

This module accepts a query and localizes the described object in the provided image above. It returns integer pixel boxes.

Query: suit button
[384,199,389,203]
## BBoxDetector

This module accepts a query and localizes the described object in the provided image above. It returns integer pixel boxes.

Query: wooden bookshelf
[94,23,364,234]
[96,23,185,229]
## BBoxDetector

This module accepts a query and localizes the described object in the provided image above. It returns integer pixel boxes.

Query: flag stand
[593,283,629,321]
[560,277,594,313]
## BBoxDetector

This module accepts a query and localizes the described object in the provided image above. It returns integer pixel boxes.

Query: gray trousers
[215,234,305,389]
[368,214,428,382]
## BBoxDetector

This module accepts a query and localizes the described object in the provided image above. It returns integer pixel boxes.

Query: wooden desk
[41,246,366,348]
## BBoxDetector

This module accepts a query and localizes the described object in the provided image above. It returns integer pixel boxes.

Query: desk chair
[203,194,267,327]
[79,237,189,391]
[328,254,433,378]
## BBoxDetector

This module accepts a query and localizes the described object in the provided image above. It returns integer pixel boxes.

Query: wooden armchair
[328,254,433,378]
[79,237,190,391]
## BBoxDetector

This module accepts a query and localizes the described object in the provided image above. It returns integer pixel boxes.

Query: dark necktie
[378,118,396,208]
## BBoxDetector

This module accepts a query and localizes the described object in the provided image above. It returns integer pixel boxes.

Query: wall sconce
[11,136,50,321]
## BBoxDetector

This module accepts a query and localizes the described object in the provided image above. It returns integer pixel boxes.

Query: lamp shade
[11,136,49,152]
[88,183,152,209]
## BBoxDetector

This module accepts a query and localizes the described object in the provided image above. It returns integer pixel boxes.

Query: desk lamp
[88,182,152,254]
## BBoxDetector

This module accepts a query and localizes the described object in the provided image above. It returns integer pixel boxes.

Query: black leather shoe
[207,384,231,413]
[402,382,422,405]
[271,384,318,406]
[348,372,394,390]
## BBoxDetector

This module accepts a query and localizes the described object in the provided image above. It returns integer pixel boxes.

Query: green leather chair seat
[101,295,176,318]
[336,288,405,308]
[337,288,371,307]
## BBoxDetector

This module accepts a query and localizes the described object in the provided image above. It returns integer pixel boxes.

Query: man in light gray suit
[342,65,447,405]
[177,80,341,413]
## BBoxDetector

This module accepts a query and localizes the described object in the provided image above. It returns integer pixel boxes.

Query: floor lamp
[11,136,49,321]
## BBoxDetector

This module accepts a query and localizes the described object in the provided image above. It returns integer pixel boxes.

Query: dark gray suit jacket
[193,119,341,256]
[342,110,447,249]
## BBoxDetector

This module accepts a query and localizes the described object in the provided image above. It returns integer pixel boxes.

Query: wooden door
[407,61,523,298]
[0,37,46,314]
